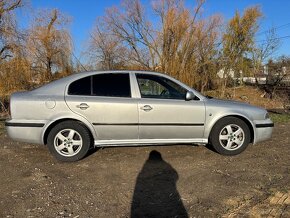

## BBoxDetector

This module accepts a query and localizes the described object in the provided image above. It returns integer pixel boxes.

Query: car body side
[5,71,273,147]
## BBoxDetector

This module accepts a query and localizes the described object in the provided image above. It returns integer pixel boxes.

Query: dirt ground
[0,121,290,218]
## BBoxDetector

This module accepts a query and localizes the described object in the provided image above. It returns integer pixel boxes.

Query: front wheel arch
[209,115,254,144]
[209,116,252,155]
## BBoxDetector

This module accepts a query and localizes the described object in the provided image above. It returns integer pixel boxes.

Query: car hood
[208,98,258,108]
[205,98,267,120]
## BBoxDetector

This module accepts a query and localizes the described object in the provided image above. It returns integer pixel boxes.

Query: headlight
[265,112,270,119]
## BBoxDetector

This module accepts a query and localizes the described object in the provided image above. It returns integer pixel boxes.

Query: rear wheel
[47,121,92,162]
[210,117,251,155]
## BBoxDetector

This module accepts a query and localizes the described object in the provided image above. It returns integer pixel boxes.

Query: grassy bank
[270,113,290,124]
[205,86,286,110]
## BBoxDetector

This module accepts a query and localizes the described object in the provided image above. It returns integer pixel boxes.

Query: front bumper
[5,119,45,144]
[253,120,274,144]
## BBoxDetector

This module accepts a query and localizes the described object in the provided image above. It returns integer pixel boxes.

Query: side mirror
[185,91,195,101]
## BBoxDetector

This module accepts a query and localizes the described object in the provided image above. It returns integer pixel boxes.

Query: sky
[16,0,290,62]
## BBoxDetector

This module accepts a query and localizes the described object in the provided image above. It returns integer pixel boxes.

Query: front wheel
[47,121,92,162]
[209,117,251,156]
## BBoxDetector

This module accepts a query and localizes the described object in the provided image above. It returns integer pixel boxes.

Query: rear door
[135,73,205,139]
[65,73,138,140]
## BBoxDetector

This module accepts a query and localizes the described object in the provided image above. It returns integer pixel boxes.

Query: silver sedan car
[5,71,274,162]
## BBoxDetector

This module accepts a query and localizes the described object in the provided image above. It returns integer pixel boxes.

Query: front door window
[136,74,187,100]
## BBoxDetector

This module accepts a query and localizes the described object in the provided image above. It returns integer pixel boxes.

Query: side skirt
[94,138,208,147]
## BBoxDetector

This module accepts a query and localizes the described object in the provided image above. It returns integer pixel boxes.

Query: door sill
[94,138,208,147]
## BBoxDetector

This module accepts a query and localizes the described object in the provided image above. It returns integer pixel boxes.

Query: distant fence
[243,77,267,85]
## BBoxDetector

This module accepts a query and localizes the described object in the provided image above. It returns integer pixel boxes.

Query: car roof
[31,71,164,94]
[31,70,205,99]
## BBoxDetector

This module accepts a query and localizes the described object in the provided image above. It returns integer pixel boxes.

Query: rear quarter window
[68,76,91,95]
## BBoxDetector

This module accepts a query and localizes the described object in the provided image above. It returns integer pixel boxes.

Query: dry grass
[0,121,4,135]
[206,86,285,109]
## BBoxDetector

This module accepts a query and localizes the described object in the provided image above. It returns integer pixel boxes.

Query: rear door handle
[140,105,153,112]
[76,103,89,110]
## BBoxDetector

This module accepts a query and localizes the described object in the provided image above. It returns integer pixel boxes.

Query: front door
[135,73,205,139]
[65,73,138,140]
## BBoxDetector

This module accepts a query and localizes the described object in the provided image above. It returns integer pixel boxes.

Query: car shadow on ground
[130,150,188,218]
[205,143,219,154]
[84,146,101,158]
[86,143,216,160]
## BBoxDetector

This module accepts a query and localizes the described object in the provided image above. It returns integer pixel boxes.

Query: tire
[209,117,251,156]
[47,121,92,162]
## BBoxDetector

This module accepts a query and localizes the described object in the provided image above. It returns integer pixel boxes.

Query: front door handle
[76,103,89,110]
[140,105,153,112]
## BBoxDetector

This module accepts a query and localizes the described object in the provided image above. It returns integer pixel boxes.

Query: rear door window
[92,73,131,97]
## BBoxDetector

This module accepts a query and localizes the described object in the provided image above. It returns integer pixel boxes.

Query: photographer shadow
[131,150,188,218]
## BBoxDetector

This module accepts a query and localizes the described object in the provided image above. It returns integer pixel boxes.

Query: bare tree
[193,15,221,92]
[221,6,262,97]
[0,0,23,61]
[103,0,157,69]
[87,19,128,70]
[251,28,280,82]
[87,0,222,92]
[27,9,73,82]
[261,56,289,99]
[0,0,27,93]
[0,0,29,114]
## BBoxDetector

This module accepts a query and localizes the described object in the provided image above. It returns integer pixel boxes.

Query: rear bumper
[5,119,45,144]
[253,120,274,144]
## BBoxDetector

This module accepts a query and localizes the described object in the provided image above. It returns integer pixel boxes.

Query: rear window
[68,73,131,98]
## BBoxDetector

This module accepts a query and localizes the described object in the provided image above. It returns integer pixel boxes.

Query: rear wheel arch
[209,115,254,143]
[43,118,94,145]
[46,120,93,162]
